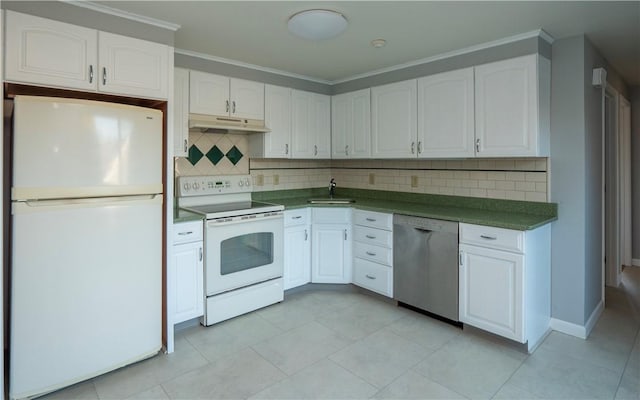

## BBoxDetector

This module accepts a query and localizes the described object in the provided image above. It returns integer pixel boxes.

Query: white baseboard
[550,301,604,339]
[632,258,640,267]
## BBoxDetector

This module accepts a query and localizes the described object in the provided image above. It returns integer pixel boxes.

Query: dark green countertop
[173,208,204,224]
[253,188,557,231]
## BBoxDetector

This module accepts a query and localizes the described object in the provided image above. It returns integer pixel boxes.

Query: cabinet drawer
[312,207,352,224]
[173,220,203,244]
[459,223,523,253]
[353,258,392,297]
[284,208,309,227]
[353,210,392,231]
[354,225,392,248]
[354,242,392,266]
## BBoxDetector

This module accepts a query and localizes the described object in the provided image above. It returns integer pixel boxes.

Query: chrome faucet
[329,178,336,198]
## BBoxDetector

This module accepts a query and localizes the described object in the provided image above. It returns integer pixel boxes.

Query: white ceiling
[96,1,640,85]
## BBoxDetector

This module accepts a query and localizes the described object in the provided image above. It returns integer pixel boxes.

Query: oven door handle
[206,213,283,227]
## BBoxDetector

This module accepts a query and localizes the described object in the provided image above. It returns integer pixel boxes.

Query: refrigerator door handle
[13,195,163,214]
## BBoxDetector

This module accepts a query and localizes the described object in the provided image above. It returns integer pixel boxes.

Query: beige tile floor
[42,268,640,400]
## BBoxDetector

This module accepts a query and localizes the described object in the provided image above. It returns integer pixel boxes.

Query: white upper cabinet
[371,79,418,158]
[417,68,475,158]
[291,90,331,159]
[189,71,264,120]
[5,11,97,91]
[250,84,292,158]
[331,88,371,159]
[475,54,549,157]
[173,68,190,157]
[4,11,169,99]
[98,32,169,99]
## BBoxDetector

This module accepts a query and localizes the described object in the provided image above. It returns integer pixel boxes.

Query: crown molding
[332,29,555,84]
[61,1,181,31]
[175,48,333,85]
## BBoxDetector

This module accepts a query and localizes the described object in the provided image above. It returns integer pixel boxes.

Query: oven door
[205,213,283,296]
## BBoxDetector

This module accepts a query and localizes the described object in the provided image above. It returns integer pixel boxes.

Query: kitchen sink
[307,198,355,204]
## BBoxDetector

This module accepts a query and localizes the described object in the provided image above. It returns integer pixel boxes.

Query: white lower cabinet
[352,210,393,297]
[458,223,550,352]
[311,208,352,283]
[283,209,311,290]
[172,220,204,324]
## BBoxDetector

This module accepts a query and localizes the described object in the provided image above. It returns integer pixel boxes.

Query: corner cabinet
[5,10,169,99]
[173,68,190,157]
[311,208,352,283]
[291,90,331,159]
[172,220,204,324]
[475,54,550,157]
[458,223,550,352]
[249,84,292,158]
[283,209,311,289]
[331,89,371,159]
[371,79,418,158]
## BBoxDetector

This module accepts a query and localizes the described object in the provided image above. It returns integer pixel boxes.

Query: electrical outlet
[256,174,264,186]
[411,175,418,188]
[369,173,375,185]
[273,174,279,185]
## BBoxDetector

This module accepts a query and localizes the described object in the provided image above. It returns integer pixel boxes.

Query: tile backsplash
[175,135,549,202]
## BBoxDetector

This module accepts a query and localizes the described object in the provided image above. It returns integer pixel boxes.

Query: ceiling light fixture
[371,39,387,48]
[287,9,348,40]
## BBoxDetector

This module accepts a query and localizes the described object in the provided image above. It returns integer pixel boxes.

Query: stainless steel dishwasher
[393,214,459,322]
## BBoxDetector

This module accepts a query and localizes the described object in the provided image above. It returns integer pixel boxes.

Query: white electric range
[178,175,284,326]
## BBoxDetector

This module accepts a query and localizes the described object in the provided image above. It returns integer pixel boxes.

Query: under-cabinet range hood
[189,113,270,134]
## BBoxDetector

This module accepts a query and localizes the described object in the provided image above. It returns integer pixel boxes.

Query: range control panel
[177,175,252,196]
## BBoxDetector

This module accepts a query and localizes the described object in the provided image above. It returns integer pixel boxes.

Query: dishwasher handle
[414,227,433,233]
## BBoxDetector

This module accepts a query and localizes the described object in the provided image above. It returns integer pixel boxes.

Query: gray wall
[583,38,606,321]
[332,37,550,94]
[632,86,640,261]
[1,1,175,46]
[550,36,587,325]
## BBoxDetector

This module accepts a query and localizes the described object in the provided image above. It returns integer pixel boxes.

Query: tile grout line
[612,326,640,398]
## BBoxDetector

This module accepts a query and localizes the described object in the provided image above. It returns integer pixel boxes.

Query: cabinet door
[459,244,524,342]
[284,224,311,290]
[311,224,352,283]
[98,32,168,99]
[172,241,204,324]
[291,90,314,158]
[475,55,538,157]
[257,84,292,158]
[312,93,331,158]
[332,89,371,159]
[230,78,264,120]
[173,68,189,157]
[371,80,417,158]
[5,11,97,91]
[189,71,229,116]
[418,68,475,158]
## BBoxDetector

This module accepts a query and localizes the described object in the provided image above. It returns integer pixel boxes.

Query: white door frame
[618,95,632,269]
[603,83,623,289]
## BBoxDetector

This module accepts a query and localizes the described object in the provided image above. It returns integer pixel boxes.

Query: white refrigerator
[10,96,163,399]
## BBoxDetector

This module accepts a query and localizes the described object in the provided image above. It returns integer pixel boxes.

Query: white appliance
[178,175,284,326]
[10,96,163,399]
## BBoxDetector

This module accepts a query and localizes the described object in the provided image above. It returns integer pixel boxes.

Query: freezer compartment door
[12,96,162,200]
[10,195,162,399]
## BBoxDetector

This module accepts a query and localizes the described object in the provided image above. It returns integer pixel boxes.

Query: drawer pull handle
[292,216,302,219]
[480,235,497,240]
[365,235,376,239]
[178,231,193,236]
[365,218,376,222]
[365,274,376,280]
[366,251,377,256]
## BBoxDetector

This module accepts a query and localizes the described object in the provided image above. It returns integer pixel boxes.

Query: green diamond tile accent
[206,146,225,165]
[187,145,203,166]
[225,146,243,165]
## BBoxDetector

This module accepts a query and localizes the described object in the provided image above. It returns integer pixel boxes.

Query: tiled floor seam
[614,327,640,398]
[487,354,529,399]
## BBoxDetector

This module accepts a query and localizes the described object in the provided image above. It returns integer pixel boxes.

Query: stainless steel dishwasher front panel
[393,214,459,321]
